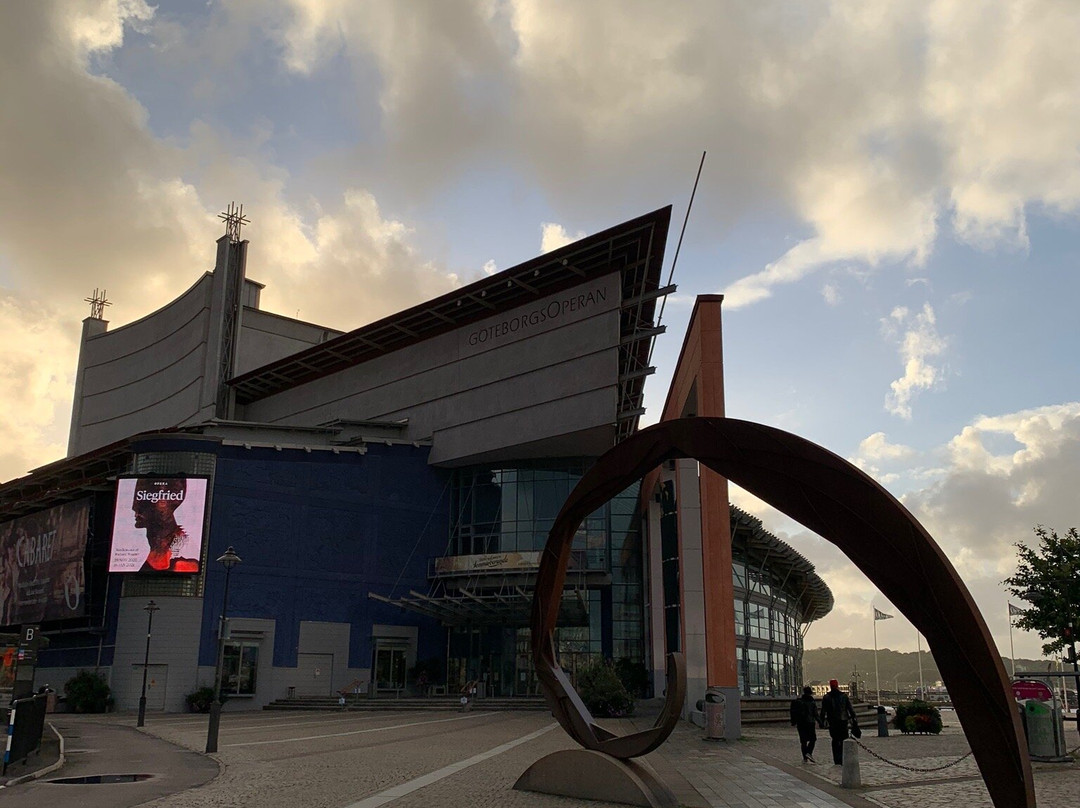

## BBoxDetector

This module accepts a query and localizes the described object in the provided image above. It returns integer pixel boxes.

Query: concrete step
[739,698,879,725]
[265,696,550,712]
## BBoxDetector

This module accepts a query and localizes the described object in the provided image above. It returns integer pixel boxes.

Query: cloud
[540,222,586,253]
[263,189,459,330]
[0,1,463,476]
[733,403,1080,658]
[0,294,79,481]
[0,1,216,324]
[263,1,1080,306]
[857,432,917,462]
[821,283,840,306]
[882,303,947,419]
[848,431,917,484]
[902,402,1080,652]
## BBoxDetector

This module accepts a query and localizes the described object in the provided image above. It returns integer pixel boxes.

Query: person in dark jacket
[789,685,819,762]
[819,679,858,764]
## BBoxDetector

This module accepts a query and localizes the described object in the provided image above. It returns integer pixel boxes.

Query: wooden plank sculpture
[531,417,1033,808]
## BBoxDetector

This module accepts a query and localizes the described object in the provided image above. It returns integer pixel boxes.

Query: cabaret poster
[0,498,90,626]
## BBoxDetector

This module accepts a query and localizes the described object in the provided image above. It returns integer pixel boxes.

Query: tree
[1004,526,1080,658]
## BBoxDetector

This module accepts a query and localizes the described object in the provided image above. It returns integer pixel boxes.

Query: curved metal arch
[531,416,1033,808]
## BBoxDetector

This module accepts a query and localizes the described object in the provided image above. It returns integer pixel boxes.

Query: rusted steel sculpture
[532,417,1033,808]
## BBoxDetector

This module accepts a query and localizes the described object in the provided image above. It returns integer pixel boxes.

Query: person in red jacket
[819,679,857,764]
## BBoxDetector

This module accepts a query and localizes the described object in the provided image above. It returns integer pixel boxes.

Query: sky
[2,1,1078,663]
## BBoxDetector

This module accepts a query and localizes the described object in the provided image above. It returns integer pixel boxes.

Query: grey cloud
[731,403,1080,659]
[273,0,1080,303]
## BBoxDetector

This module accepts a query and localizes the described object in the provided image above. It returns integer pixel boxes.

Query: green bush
[64,670,113,713]
[614,657,649,698]
[893,700,942,734]
[185,686,218,713]
[409,657,444,688]
[577,658,634,717]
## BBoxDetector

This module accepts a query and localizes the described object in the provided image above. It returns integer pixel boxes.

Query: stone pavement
[1,708,1075,807]
[0,715,218,808]
[737,719,1080,807]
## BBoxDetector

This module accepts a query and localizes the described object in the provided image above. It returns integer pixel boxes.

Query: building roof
[228,207,673,442]
[730,504,834,623]
[0,420,409,520]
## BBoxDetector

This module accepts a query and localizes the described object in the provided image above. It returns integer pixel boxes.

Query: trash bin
[1023,699,1069,760]
[703,688,726,740]
[876,705,889,737]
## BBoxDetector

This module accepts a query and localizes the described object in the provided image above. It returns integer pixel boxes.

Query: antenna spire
[218,202,250,243]
[84,288,111,320]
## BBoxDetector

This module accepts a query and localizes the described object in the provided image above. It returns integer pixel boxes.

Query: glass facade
[444,460,645,694]
[732,557,804,697]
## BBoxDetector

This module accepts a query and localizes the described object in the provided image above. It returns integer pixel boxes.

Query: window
[747,605,769,639]
[221,642,259,696]
[446,462,646,668]
[732,562,746,591]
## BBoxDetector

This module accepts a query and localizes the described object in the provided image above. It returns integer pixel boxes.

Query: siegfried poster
[0,498,90,626]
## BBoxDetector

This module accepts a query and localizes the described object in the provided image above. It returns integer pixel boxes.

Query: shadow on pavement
[1,716,219,808]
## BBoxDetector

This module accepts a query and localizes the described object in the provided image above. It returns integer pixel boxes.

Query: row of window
[733,600,800,645]
[736,646,800,697]
[732,562,795,607]
[448,462,647,668]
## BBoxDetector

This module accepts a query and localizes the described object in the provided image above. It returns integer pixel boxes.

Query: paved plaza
[2,707,1077,807]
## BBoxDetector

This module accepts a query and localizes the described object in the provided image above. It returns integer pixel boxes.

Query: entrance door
[373,645,407,693]
[515,630,537,696]
[130,664,167,710]
[297,653,334,696]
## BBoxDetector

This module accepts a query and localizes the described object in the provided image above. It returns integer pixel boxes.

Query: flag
[1008,603,1024,617]
[874,608,894,621]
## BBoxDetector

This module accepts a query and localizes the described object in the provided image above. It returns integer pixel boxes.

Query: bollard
[841,738,861,788]
[877,706,889,737]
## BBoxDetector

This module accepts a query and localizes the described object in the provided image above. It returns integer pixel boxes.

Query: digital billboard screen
[0,498,91,626]
[109,477,208,574]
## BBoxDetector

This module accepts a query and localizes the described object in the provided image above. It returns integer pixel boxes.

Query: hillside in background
[803,647,1054,693]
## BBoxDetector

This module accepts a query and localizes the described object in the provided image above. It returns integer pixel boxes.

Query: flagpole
[1007,603,1016,679]
[874,611,881,707]
[916,632,924,697]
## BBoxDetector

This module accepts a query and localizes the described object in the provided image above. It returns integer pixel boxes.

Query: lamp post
[893,674,900,698]
[206,546,241,753]
[136,600,159,727]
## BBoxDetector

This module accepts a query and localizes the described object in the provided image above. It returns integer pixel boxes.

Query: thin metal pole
[917,633,924,696]
[137,606,155,727]
[874,614,880,706]
[648,151,706,366]
[206,565,233,754]
[1007,604,1016,679]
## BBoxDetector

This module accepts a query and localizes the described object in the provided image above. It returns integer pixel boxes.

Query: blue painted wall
[198,443,450,670]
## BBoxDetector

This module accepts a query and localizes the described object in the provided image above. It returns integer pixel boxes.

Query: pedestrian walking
[819,679,857,765]
[789,685,819,762]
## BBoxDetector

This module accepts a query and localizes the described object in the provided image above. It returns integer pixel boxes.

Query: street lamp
[206,546,241,753]
[137,600,159,727]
